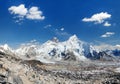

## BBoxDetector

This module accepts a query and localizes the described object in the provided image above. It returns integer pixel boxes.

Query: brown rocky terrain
[0,52,120,84]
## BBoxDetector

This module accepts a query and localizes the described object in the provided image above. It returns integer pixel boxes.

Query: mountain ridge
[0,35,120,63]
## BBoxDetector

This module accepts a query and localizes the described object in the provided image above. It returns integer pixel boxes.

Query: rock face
[0,51,120,84]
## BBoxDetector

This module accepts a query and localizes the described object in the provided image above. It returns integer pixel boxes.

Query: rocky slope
[1,51,120,84]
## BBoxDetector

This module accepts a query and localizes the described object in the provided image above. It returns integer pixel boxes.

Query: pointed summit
[0,44,11,51]
[51,37,59,43]
[69,34,78,41]
[68,34,83,43]
[3,44,10,50]
[0,44,14,55]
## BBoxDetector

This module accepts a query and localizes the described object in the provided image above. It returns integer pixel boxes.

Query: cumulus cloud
[103,21,111,27]
[60,28,64,31]
[82,12,111,24]
[8,4,27,17]
[8,4,45,21]
[101,32,115,38]
[26,7,45,20]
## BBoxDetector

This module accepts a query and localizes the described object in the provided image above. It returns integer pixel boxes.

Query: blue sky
[0,0,120,46]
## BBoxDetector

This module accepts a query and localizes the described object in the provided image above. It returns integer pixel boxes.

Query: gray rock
[13,76,23,84]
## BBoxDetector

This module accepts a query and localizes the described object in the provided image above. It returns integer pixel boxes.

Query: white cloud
[26,7,45,20]
[8,4,45,21]
[104,21,111,27]
[116,45,120,48]
[94,44,120,51]
[30,39,37,43]
[56,31,71,37]
[60,28,64,31]
[8,4,27,17]
[101,32,115,38]
[82,12,111,24]
[44,24,52,28]
[55,28,71,37]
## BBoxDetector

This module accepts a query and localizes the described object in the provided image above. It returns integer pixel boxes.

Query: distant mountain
[36,35,89,61]
[0,44,14,56]
[15,44,38,59]
[14,35,99,62]
[0,35,120,63]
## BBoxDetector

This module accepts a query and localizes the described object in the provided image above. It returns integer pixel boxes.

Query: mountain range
[0,35,120,63]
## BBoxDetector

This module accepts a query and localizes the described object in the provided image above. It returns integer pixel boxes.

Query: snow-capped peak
[15,43,39,59]
[0,44,14,55]
[68,34,80,42]
[0,35,100,63]
[13,35,99,62]
[65,35,84,53]
[51,37,59,43]
[35,35,97,62]
[0,44,10,50]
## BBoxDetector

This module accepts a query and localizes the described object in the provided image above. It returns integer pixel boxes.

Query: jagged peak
[67,34,83,44]
[0,44,11,50]
[51,37,59,43]
[69,34,78,40]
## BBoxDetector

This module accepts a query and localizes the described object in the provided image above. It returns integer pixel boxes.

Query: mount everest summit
[0,35,120,63]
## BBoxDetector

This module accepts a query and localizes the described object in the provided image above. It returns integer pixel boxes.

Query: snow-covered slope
[35,35,98,62]
[0,44,14,55]
[15,43,40,60]
[12,35,98,62]
[3,35,117,63]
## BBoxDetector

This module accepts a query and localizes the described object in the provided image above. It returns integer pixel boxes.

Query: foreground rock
[0,53,120,84]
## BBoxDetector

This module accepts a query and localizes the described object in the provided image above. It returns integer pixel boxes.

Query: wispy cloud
[103,21,111,27]
[60,27,64,31]
[44,24,52,29]
[55,31,71,37]
[54,27,71,37]
[44,24,70,38]
[82,12,111,26]
[50,27,71,37]
[101,32,115,38]
[8,4,45,21]
[94,44,120,51]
